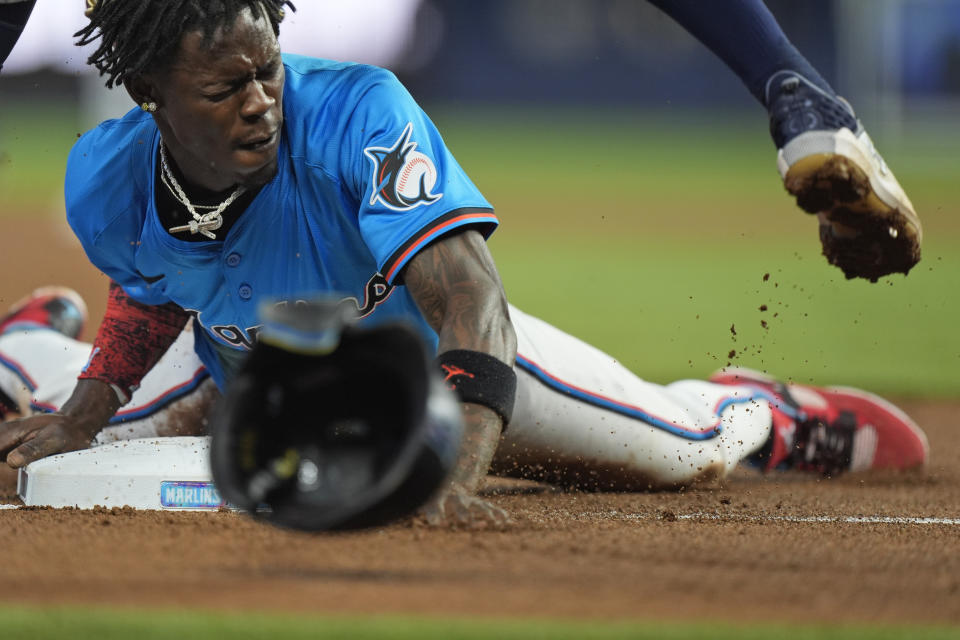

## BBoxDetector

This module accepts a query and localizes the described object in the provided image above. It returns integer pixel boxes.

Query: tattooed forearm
[402,229,517,494]
[402,229,516,363]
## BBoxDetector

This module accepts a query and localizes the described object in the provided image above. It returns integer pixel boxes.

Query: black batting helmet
[209,299,462,531]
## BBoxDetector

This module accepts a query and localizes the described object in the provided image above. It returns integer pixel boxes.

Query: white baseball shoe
[767,71,922,281]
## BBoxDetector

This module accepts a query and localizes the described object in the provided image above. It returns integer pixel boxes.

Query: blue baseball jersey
[65,54,497,389]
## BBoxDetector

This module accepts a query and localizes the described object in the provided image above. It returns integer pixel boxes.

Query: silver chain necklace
[160,143,245,240]
[159,169,221,211]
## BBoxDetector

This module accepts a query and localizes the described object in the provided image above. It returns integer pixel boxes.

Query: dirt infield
[0,398,956,626]
[1,218,958,626]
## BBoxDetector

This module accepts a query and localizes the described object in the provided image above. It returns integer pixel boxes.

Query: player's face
[150,7,284,191]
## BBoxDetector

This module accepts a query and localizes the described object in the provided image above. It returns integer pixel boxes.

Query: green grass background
[1,105,958,636]
[2,606,959,640]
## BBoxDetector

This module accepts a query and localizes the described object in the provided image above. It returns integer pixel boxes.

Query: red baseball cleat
[0,286,88,340]
[709,367,928,475]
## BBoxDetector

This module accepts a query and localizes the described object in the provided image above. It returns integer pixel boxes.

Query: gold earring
[85,0,97,17]
[141,102,158,113]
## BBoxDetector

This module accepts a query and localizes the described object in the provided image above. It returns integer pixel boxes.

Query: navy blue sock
[648,0,835,106]
[0,0,36,72]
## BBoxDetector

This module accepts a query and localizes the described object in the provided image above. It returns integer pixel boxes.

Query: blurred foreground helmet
[209,299,462,531]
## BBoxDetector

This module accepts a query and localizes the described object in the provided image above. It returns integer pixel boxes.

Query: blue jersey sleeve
[339,68,497,283]
[65,115,171,305]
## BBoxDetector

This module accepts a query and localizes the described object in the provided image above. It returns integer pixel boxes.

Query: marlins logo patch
[364,123,443,211]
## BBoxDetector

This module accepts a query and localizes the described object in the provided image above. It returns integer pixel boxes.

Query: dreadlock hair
[76,0,296,89]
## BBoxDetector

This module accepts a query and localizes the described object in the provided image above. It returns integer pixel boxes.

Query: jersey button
[226,252,242,267]
[238,284,253,300]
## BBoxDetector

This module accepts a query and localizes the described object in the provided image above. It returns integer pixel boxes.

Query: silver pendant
[168,214,223,240]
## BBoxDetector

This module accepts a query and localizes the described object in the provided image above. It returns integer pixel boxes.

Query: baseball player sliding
[0,1,927,527]
[0,284,930,517]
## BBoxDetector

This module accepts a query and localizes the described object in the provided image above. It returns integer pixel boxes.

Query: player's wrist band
[436,349,517,425]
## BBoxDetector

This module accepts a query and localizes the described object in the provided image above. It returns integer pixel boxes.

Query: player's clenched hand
[420,485,511,529]
[0,413,95,468]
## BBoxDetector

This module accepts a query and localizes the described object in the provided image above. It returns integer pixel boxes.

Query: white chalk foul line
[605,510,960,526]
[0,504,19,510]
